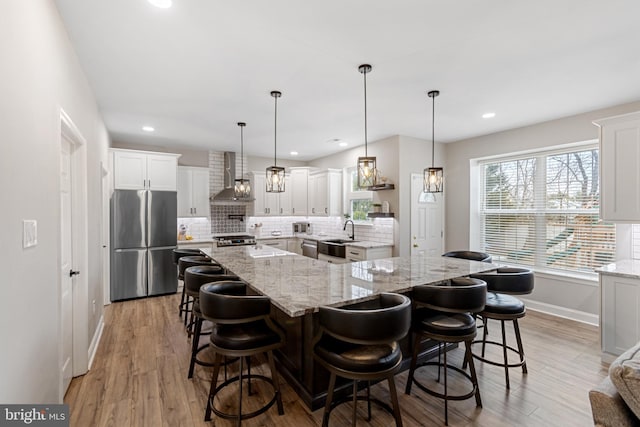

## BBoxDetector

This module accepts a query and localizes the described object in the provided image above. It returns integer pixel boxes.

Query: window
[478,144,615,274]
[345,167,373,221]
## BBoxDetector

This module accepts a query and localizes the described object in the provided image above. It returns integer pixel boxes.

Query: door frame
[59,108,89,400]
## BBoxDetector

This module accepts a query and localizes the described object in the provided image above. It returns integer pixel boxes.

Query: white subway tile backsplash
[245,215,394,244]
[633,224,640,259]
[176,217,212,240]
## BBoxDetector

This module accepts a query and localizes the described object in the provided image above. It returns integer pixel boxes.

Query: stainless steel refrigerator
[110,190,178,301]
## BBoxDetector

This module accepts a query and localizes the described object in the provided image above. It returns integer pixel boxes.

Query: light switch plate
[23,220,37,248]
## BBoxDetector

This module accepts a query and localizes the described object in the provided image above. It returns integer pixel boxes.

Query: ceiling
[54,0,640,161]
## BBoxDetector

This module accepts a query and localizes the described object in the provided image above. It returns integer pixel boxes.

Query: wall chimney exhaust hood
[211,152,254,204]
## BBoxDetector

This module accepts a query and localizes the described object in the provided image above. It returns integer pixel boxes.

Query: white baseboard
[87,314,104,370]
[521,298,599,326]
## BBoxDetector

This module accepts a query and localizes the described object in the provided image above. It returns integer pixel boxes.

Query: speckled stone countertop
[202,245,497,317]
[596,259,640,279]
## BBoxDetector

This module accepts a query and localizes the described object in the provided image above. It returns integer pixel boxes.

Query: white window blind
[479,145,615,274]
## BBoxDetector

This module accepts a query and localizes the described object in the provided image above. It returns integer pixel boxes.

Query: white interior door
[411,173,444,256]
[60,136,75,395]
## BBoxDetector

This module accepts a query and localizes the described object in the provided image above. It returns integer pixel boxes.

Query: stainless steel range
[214,234,256,247]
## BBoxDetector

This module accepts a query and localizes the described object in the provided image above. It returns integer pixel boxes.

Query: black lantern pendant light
[234,122,251,199]
[357,64,377,189]
[424,90,443,193]
[266,90,285,193]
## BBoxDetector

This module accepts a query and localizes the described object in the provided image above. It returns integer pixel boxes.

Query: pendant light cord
[364,69,368,157]
[274,95,278,166]
[240,125,244,178]
[431,93,435,167]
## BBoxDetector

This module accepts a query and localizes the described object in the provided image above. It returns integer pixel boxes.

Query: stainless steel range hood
[211,152,254,204]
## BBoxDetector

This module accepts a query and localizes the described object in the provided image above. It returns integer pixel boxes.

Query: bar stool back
[313,293,411,427]
[405,277,487,425]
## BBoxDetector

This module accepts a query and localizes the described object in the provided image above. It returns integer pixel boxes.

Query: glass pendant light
[234,122,251,199]
[266,90,285,193]
[424,90,444,193]
[357,64,377,189]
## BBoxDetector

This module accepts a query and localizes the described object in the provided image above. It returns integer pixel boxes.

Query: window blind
[479,145,615,274]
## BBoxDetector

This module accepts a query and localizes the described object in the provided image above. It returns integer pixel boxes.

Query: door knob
[69,269,81,277]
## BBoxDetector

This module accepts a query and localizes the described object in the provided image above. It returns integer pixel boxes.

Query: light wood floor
[65,292,606,426]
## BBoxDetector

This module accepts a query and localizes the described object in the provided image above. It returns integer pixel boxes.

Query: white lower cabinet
[600,273,640,358]
[287,238,302,255]
[345,246,392,262]
[318,253,349,264]
[260,239,287,250]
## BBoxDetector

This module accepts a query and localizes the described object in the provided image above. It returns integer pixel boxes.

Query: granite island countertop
[596,259,640,279]
[202,245,497,317]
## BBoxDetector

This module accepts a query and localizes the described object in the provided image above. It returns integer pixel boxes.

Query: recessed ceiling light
[147,0,172,8]
[142,126,155,132]
[339,142,348,147]
[290,151,299,156]
[482,112,496,119]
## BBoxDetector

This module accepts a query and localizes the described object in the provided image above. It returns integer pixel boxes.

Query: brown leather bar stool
[469,267,534,389]
[442,250,493,263]
[199,281,284,425]
[313,293,411,427]
[183,265,240,379]
[173,248,202,320]
[405,277,487,426]
[178,255,215,328]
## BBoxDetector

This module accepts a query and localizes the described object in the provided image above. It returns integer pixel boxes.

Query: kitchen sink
[322,239,359,245]
[318,239,358,258]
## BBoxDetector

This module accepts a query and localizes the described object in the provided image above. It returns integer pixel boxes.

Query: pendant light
[357,64,377,189]
[266,90,285,193]
[424,90,443,193]
[234,122,251,199]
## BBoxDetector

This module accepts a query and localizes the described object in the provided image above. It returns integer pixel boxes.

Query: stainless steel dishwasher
[301,239,318,259]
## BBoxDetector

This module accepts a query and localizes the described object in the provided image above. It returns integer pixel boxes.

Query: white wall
[0,1,109,403]
[445,100,640,321]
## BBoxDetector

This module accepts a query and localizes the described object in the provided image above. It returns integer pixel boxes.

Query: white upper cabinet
[289,168,309,216]
[112,149,179,191]
[249,168,341,217]
[309,169,342,216]
[595,111,640,222]
[249,172,290,216]
[177,166,210,217]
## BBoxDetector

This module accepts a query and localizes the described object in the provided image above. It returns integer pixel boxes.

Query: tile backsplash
[246,215,394,244]
[177,217,211,240]
[211,205,247,234]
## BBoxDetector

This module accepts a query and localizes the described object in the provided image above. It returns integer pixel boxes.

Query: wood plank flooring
[65,292,606,426]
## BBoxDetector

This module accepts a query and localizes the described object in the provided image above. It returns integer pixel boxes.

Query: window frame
[344,166,373,223]
[473,140,614,277]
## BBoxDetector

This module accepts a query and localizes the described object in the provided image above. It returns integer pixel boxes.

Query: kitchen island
[202,244,497,409]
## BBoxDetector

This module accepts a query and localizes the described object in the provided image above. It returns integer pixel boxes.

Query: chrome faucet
[343,219,355,240]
